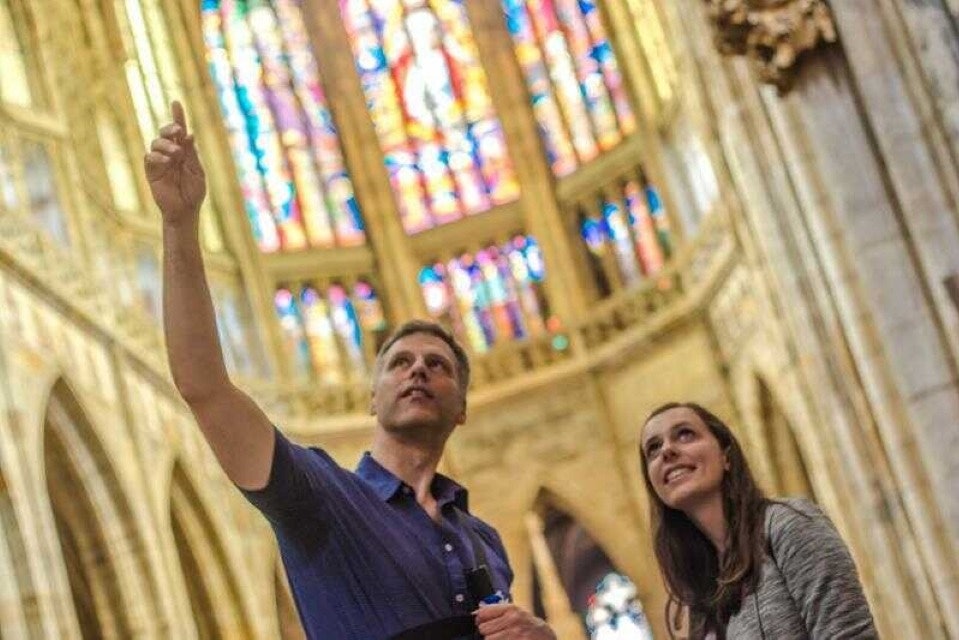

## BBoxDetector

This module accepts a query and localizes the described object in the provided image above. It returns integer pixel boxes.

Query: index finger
[171,100,188,134]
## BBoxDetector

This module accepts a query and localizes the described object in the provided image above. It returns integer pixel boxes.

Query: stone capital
[704,0,837,90]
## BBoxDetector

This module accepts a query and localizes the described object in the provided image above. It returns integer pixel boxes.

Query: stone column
[524,512,588,640]
[684,1,942,637]
[699,0,959,634]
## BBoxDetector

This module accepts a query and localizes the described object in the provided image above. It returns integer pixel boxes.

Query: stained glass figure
[341,0,520,233]
[502,0,635,176]
[579,179,671,289]
[275,281,386,380]
[203,0,366,253]
[418,235,549,352]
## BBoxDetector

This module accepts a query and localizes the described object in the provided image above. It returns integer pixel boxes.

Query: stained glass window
[21,141,69,247]
[341,0,520,233]
[585,573,654,640]
[274,281,387,381]
[579,180,670,289]
[135,244,161,319]
[502,0,635,176]
[418,235,555,353]
[0,140,19,212]
[215,287,257,375]
[96,111,140,211]
[0,0,32,107]
[116,0,182,143]
[202,1,365,253]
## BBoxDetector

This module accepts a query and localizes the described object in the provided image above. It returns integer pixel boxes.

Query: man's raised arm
[145,101,274,490]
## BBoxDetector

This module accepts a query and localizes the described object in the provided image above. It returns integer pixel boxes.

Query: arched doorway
[757,378,816,499]
[43,379,160,639]
[528,495,654,640]
[170,464,254,639]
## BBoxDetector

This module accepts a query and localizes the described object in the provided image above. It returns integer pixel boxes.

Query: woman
[639,402,876,639]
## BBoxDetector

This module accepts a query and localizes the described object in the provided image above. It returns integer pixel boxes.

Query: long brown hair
[639,402,768,639]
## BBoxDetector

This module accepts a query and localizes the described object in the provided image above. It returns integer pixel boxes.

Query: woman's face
[641,407,728,512]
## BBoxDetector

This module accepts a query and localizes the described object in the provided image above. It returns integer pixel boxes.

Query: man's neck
[369,429,447,506]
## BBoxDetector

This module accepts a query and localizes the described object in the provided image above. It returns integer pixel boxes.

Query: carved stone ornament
[704,0,838,91]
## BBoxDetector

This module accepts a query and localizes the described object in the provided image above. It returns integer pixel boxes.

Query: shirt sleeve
[768,499,878,639]
[239,426,337,530]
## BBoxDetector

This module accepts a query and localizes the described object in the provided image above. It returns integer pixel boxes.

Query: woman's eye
[678,428,694,441]
[646,443,661,459]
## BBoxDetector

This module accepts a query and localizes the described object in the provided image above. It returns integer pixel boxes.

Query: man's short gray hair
[373,319,471,395]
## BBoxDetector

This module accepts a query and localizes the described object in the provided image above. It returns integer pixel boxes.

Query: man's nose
[408,356,429,377]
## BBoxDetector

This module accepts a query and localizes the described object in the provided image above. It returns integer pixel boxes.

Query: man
[145,101,556,640]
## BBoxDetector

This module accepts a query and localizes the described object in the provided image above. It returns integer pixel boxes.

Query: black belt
[389,614,478,640]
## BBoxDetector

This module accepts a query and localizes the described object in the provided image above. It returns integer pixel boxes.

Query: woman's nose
[661,442,677,460]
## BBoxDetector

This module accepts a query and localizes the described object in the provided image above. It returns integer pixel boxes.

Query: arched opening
[275,564,306,640]
[42,379,160,639]
[528,494,654,640]
[170,464,254,640]
[757,378,815,499]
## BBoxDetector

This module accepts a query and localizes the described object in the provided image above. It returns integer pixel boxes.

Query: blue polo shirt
[242,428,513,640]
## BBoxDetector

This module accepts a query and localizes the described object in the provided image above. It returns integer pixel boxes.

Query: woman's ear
[723,447,731,471]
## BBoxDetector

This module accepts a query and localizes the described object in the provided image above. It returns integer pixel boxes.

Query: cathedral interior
[1,0,958,638]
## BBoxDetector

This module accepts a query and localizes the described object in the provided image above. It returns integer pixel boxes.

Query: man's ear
[369,389,377,417]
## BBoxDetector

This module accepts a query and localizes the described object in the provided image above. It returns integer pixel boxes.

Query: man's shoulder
[464,512,506,547]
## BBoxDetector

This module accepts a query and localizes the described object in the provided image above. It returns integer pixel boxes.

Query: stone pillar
[524,512,588,640]
[672,0,952,636]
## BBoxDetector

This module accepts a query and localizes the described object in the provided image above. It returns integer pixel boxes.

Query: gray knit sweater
[724,498,878,639]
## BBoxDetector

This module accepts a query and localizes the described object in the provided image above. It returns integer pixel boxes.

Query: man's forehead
[384,332,456,359]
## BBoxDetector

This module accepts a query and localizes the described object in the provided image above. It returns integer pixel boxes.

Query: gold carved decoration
[704,0,837,91]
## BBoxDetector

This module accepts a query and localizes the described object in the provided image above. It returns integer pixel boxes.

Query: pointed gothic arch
[169,463,255,639]
[41,378,162,639]
[756,377,815,499]
[529,489,655,639]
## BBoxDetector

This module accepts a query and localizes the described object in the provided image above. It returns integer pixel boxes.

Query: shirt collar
[356,452,469,510]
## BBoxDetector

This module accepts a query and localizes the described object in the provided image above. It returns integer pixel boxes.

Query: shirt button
[444,543,454,552]
[455,594,465,603]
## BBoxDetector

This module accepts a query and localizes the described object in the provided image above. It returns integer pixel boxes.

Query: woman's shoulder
[765,497,839,549]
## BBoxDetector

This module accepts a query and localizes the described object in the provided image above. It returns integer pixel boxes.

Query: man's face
[371,333,467,435]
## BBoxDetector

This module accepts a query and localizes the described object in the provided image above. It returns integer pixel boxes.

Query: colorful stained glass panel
[203,0,366,253]
[341,0,520,233]
[502,0,635,176]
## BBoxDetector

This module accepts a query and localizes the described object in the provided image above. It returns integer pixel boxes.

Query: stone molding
[704,0,837,90]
